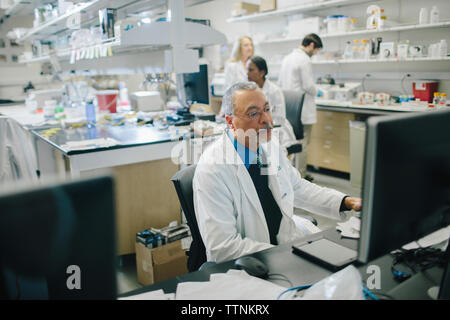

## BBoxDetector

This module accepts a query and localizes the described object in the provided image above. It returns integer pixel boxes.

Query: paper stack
[336,216,361,239]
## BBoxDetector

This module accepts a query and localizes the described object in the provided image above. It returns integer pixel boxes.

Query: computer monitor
[0,176,117,300]
[177,64,210,106]
[358,110,450,264]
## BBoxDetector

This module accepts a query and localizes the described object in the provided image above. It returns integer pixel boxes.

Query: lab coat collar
[220,131,286,224]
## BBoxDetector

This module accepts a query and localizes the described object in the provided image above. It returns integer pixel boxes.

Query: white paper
[336,216,361,239]
[175,269,286,300]
[61,138,120,151]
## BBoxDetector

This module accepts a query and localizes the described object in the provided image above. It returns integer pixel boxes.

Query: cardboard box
[135,239,190,286]
[260,0,276,12]
[231,2,260,17]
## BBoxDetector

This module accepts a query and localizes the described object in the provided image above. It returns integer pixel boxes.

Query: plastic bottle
[350,19,357,31]
[432,92,440,108]
[439,40,447,57]
[430,6,439,24]
[439,93,447,108]
[378,9,386,30]
[343,41,353,60]
[419,7,429,25]
[85,100,96,126]
[54,106,66,121]
[362,39,371,59]
[352,40,361,59]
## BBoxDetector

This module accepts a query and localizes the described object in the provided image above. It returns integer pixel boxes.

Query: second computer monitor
[358,110,450,264]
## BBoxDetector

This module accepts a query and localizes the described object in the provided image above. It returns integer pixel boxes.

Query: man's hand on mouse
[344,197,362,211]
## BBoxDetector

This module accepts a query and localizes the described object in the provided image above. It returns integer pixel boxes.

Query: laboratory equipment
[430,6,439,24]
[419,7,429,25]
[371,37,382,56]
[439,40,447,57]
[379,42,395,59]
[409,45,425,57]
[330,82,361,102]
[130,91,164,112]
[366,5,382,30]
[412,81,438,103]
[96,90,118,113]
[397,41,409,60]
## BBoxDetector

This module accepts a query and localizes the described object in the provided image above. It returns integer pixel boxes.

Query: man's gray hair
[222,81,260,116]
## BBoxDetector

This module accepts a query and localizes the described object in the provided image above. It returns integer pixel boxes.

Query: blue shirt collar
[227,130,261,169]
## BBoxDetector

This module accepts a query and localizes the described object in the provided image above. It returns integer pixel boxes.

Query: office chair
[282,91,317,227]
[283,90,305,146]
[171,165,207,272]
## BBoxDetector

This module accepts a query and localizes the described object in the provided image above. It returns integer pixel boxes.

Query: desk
[121,228,444,300]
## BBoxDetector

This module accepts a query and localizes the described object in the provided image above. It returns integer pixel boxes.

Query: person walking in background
[278,33,323,182]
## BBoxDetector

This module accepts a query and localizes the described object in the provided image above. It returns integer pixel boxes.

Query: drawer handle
[323,159,331,164]
[323,145,331,149]
[324,126,333,131]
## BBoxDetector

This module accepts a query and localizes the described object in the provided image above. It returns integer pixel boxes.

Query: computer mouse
[234,256,269,279]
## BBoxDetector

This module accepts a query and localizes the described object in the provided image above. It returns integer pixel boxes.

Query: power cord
[267,273,293,287]
[277,282,394,300]
[391,246,446,283]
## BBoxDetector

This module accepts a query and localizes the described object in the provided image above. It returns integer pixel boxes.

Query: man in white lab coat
[278,33,323,181]
[193,82,361,263]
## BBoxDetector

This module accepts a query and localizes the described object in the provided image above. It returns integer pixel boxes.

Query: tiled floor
[116,169,362,295]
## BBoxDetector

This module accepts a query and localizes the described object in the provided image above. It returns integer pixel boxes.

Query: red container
[412,81,439,103]
[96,90,118,113]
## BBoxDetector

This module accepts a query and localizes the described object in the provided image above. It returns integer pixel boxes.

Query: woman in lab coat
[246,56,297,156]
[224,36,254,90]
[217,36,254,119]
[193,82,362,263]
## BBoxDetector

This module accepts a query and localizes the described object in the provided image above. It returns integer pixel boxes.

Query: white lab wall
[186,0,450,95]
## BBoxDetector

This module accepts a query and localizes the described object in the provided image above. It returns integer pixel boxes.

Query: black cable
[267,273,293,287]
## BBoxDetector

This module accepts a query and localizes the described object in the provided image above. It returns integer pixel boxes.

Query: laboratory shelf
[226,0,373,23]
[311,56,450,64]
[2,0,33,17]
[16,1,103,43]
[258,21,450,45]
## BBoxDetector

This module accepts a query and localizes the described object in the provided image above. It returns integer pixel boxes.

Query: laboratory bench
[0,104,222,255]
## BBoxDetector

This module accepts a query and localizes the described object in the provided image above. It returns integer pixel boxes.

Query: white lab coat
[278,48,317,125]
[224,60,248,90]
[0,116,38,184]
[261,79,297,153]
[193,132,346,263]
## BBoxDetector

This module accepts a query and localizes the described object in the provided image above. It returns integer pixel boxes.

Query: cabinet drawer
[307,138,350,173]
[311,123,350,141]
[309,137,349,157]
[316,110,355,128]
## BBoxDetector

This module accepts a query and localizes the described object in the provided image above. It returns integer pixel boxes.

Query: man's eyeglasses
[234,105,273,120]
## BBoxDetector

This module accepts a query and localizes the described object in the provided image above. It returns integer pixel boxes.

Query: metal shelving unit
[16,0,226,75]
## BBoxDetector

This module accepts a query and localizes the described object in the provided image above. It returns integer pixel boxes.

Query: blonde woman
[225,36,254,90]
[218,36,254,119]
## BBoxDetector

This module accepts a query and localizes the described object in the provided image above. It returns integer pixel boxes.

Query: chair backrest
[170,165,206,272]
[283,91,305,140]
